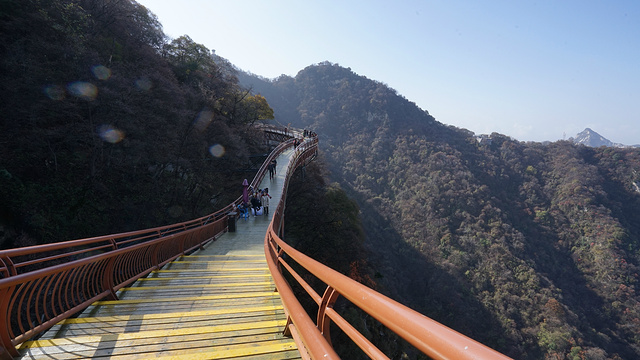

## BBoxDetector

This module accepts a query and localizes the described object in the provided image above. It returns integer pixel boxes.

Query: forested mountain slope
[241,63,640,359]
[0,0,274,248]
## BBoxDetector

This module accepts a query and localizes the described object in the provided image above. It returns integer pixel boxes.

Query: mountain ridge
[240,62,640,359]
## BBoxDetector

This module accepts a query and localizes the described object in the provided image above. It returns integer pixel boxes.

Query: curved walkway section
[18,149,301,359]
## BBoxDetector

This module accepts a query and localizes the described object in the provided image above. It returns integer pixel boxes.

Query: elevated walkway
[18,149,300,359]
[3,132,512,360]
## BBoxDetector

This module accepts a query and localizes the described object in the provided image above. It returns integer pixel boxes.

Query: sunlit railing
[0,126,295,358]
[264,137,513,360]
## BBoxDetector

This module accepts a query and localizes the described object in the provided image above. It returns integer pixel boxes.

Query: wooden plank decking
[18,149,301,360]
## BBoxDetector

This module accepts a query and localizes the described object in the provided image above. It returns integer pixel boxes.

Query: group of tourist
[236,127,316,219]
[294,129,317,149]
[238,187,272,217]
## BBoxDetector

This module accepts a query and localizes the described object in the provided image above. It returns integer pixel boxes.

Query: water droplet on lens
[97,124,125,143]
[209,144,225,158]
[68,82,98,101]
[194,110,214,131]
[91,65,111,80]
[135,78,152,91]
[44,85,65,100]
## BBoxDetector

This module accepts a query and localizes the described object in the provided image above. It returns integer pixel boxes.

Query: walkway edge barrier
[0,126,295,358]
[264,136,513,360]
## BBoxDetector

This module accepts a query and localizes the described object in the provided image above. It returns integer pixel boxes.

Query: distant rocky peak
[572,128,614,147]
[571,128,639,148]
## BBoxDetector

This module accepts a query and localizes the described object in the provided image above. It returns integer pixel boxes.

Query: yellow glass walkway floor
[18,149,301,360]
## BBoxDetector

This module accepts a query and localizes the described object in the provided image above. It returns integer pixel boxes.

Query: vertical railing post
[0,257,17,278]
[102,256,118,301]
[317,286,340,344]
[276,247,285,275]
[0,257,16,357]
[178,233,186,256]
[151,243,161,270]
[197,226,206,251]
[0,286,18,359]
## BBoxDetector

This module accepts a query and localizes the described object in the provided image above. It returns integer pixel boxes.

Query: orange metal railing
[0,126,512,360]
[264,136,513,360]
[0,212,227,358]
[0,126,295,358]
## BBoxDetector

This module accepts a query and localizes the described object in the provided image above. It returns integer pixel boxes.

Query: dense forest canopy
[241,62,640,359]
[0,0,274,249]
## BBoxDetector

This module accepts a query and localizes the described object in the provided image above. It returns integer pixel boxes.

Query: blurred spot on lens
[44,85,65,100]
[209,144,225,158]
[97,124,125,144]
[91,65,111,80]
[194,110,214,131]
[68,82,98,101]
[135,78,152,91]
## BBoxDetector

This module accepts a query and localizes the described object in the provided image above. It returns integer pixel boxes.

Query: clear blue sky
[136,0,640,145]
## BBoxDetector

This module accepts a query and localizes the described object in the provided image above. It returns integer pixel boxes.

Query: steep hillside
[242,63,640,359]
[0,0,274,248]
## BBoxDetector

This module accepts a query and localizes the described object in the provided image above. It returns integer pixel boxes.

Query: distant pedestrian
[261,189,272,215]
[250,192,262,216]
[268,162,274,179]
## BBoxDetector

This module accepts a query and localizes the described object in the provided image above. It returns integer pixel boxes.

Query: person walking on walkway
[268,161,275,180]
[269,159,277,179]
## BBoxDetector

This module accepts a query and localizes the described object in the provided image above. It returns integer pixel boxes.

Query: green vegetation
[245,62,640,359]
[0,0,274,248]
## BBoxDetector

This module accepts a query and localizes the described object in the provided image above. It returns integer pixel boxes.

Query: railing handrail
[0,215,228,356]
[0,216,214,258]
[264,136,513,360]
[0,125,296,358]
[0,125,293,273]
